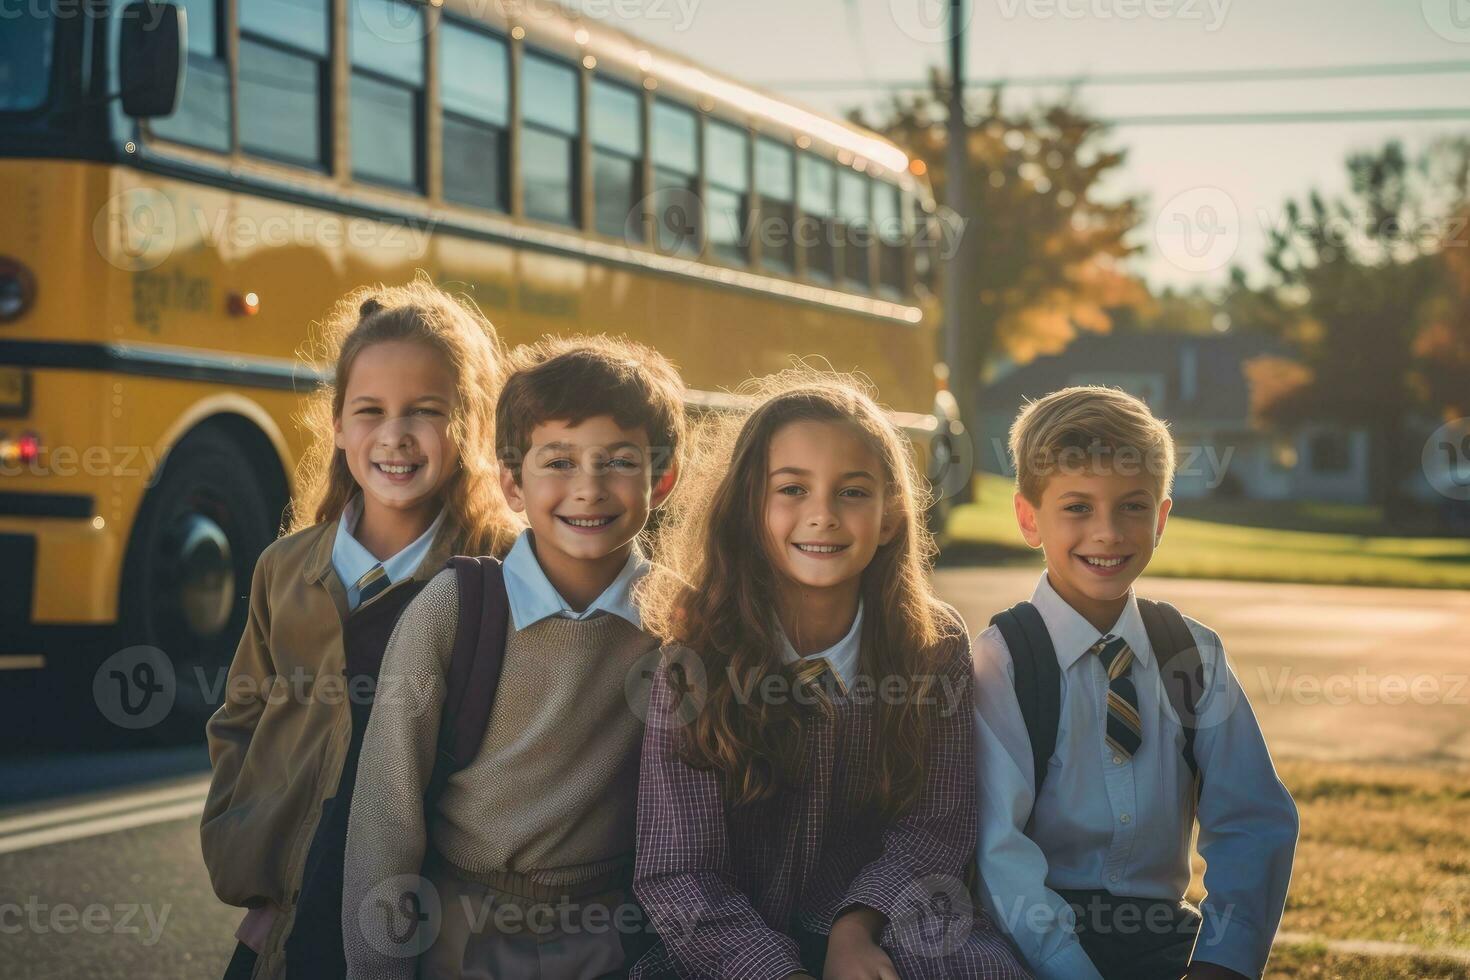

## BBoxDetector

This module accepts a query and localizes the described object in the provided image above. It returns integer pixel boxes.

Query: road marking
[1276,931,1470,965]
[0,777,209,855]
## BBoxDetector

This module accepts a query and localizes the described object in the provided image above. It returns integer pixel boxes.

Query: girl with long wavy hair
[200,276,521,980]
[632,369,1029,980]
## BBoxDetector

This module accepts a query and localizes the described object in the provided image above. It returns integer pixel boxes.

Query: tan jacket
[200,515,462,980]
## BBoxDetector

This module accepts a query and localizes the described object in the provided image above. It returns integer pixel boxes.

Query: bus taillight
[0,431,39,466]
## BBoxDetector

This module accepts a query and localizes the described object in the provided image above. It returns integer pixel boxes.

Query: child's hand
[823,907,898,980]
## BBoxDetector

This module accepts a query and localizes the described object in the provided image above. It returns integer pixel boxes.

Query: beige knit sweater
[342,567,660,980]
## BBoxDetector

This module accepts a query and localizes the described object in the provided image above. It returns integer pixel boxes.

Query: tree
[1251,138,1470,514]
[854,78,1147,452]
[1415,200,1470,420]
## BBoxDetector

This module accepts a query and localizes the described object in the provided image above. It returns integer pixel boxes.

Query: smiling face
[763,419,898,602]
[333,339,458,521]
[499,414,675,607]
[1015,466,1172,633]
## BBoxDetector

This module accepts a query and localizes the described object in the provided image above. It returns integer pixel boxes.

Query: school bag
[424,555,512,817]
[284,556,509,979]
[988,598,1206,806]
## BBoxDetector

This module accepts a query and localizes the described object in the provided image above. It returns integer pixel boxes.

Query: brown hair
[495,334,687,483]
[639,367,949,821]
[291,275,521,557]
[1009,385,1177,505]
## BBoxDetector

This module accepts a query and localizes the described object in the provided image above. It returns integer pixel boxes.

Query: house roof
[977,330,1286,427]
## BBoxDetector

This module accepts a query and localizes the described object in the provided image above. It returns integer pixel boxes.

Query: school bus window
[440,21,509,211]
[520,52,579,227]
[798,153,836,284]
[651,100,699,257]
[837,169,869,291]
[0,5,52,112]
[239,0,330,169]
[705,121,749,266]
[873,179,904,299]
[349,0,425,189]
[590,79,643,240]
[755,139,795,275]
[150,0,229,152]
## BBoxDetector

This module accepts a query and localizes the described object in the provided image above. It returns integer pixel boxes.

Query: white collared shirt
[775,599,864,693]
[971,570,1298,980]
[500,528,649,631]
[330,495,446,611]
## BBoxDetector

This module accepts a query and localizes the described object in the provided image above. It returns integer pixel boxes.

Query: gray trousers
[420,865,650,980]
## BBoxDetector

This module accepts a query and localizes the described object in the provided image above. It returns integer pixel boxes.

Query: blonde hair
[1009,385,1176,505]
[290,274,522,557]
[640,367,951,820]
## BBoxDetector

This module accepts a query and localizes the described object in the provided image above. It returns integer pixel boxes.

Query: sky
[573,0,1470,294]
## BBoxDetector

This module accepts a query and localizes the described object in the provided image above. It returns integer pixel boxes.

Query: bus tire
[118,425,279,740]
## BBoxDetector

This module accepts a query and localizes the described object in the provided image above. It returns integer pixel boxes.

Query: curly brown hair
[290,274,522,557]
[639,367,950,821]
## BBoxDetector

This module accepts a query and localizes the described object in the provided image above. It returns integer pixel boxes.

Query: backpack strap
[1136,598,1204,794]
[424,556,511,817]
[991,601,1062,797]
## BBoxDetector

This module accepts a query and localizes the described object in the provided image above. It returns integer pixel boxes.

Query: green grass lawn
[1196,761,1470,955]
[1266,944,1470,979]
[945,474,1470,590]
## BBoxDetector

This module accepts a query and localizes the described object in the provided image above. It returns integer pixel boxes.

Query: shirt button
[1120,813,1132,824]
[1108,873,1119,883]
[1113,755,1124,765]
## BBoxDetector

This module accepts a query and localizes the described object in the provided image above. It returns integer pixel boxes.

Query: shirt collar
[331,495,447,598]
[776,599,864,692]
[501,528,650,631]
[1028,569,1153,670]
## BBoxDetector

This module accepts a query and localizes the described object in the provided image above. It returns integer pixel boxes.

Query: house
[974,330,1375,503]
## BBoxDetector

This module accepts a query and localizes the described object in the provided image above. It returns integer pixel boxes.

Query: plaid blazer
[632,606,1031,980]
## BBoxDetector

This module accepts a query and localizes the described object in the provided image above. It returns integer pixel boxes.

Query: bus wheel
[119,426,277,739]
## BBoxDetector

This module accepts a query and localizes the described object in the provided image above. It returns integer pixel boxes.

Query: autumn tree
[854,79,1146,447]
[1251,137,1470,514]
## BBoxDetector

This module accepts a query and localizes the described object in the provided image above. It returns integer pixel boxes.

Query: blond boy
[972,386,1298,980]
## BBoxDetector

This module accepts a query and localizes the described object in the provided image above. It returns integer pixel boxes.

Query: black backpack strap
[424,556,510,817]
[1137,598,1204,794]
[990,601,1062,798]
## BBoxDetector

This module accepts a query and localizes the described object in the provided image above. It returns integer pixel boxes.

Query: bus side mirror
[119,2,186,119]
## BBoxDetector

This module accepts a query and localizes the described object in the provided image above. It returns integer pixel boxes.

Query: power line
[1101,107,1470,127]
[769,59,1470,91]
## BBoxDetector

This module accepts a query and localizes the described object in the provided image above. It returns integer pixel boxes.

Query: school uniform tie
[354,563,391,606]
[791,655,847,711]
[1092,634,1143,760]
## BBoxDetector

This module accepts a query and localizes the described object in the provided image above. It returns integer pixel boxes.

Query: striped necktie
[1092,634,1143,760]
[354,563,390,606]
[791,655,847,711]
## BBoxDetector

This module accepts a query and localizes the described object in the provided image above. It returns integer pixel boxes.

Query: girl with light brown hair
[200,275,520,980]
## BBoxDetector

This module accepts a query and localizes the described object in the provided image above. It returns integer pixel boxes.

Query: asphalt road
[2,568,1466,978]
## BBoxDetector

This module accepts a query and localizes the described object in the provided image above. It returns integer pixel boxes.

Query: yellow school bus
[0,0,958,717]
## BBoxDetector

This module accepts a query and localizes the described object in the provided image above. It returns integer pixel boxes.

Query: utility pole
[943,0,968,412]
